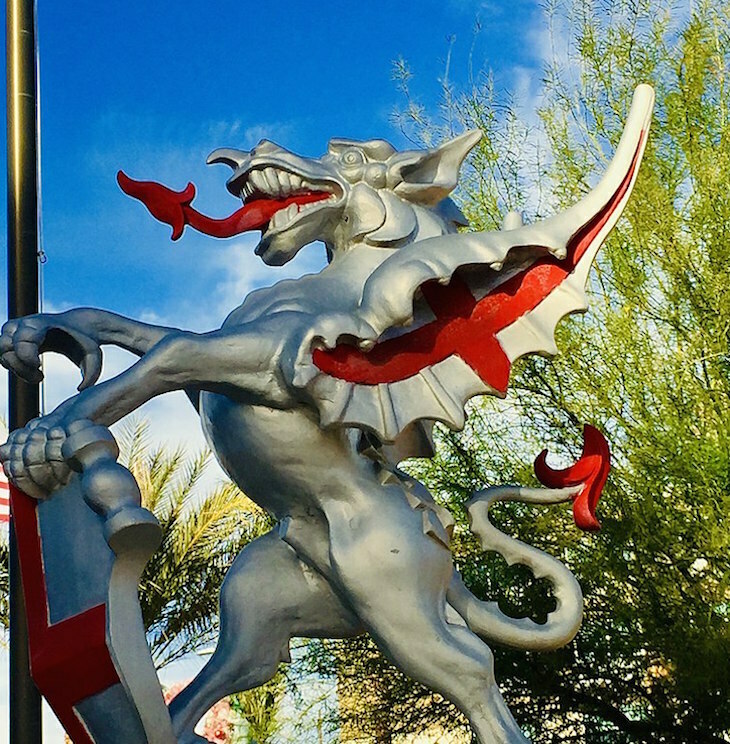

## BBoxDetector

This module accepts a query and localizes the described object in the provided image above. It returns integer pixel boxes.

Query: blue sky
[2,0,545,323]
[1,1,548,739]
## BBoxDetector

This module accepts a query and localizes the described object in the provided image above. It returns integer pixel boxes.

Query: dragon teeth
[262,168,281,196]
[249,171,267,194]
[271,203,301,229]
[242,167,336,203]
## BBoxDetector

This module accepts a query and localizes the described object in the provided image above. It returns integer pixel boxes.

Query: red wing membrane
[312,131,645,394]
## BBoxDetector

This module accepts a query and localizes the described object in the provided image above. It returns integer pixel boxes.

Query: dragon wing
[290,86,655,451]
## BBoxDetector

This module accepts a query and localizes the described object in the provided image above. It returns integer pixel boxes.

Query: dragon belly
[199,392,358,517]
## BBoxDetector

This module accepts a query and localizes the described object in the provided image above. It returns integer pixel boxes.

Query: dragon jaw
[120,132,480,267]
[209,143,347,265]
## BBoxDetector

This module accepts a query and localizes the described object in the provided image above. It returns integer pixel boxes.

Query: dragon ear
[389,129,482,206]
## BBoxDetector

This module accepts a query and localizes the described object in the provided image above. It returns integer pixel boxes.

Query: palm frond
[114,418,272,667]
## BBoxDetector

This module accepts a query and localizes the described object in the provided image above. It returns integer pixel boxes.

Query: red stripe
[0,491,9,523]
[314,132,645,392]
[10,484,120,744]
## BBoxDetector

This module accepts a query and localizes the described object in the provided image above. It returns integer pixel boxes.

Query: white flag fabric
[0,471,9,526]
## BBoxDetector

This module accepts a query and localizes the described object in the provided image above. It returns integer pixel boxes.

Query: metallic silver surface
[37,427,174,743]
[0,87,654,743]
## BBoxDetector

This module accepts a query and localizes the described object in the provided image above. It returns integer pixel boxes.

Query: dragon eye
[341,149,365,166]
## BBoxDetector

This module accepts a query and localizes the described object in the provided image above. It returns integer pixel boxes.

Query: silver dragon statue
[0,86,654,743]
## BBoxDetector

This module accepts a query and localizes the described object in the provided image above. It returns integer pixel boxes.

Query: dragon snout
[207,139,284,170]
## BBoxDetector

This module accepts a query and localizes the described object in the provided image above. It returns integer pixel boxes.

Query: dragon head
[208,130,482,265]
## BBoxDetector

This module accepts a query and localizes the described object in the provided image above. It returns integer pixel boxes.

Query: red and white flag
[0,470,9,525]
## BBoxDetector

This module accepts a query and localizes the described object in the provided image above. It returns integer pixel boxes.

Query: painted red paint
[313,133,645,392]
[10,485,120,744]
[534,424,611,531]
[117,171,330,240]
[0,477,8,524]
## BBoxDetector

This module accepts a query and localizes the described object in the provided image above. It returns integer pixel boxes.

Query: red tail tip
[534,424,610,532]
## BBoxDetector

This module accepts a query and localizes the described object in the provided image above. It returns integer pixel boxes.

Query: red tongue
[117,171,331,240]
[235,192,330,232]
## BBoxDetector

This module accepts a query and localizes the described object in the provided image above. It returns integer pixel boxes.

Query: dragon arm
[0,308,182,392]
[50,317,295,427]
[55,308,180,357]
[1,315,301,500]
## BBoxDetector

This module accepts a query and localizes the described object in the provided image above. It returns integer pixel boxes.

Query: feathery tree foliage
[117,420,273,668]
[228,671,288,744]
[321,2,730,742]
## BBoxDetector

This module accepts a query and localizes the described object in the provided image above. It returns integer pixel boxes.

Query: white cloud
[210,236,327,320]
[205,120,296,150]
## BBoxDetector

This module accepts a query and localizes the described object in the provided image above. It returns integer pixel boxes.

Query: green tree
[229,671,287,744]
[324,1,730,742]
[118,421,273,668]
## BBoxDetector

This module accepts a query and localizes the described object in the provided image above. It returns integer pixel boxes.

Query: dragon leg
[326,487,530,744]
[168,528,361,743]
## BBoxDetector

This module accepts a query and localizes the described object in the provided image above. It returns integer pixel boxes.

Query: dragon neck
[328,201,455,259]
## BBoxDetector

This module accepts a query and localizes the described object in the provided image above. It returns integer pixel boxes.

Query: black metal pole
[6,0,43,742]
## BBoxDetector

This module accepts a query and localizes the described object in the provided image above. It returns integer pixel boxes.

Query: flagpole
[6,0,43,741]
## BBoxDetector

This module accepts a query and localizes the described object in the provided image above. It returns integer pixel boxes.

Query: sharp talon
[15,340,41,369]
[78,350,102,391]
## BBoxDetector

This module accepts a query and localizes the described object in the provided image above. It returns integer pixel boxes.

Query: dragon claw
[0,417,102,499]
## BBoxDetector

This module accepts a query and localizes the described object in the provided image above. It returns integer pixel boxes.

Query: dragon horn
[206,148,250,169]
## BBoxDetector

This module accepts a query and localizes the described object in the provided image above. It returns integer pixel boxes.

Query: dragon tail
[446,426,609,651]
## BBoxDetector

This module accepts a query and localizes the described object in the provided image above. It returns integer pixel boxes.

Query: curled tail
[447,485,583,651]
[446,425,610,652]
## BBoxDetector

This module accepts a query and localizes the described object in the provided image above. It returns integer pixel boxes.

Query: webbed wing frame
[292,85,655,445]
